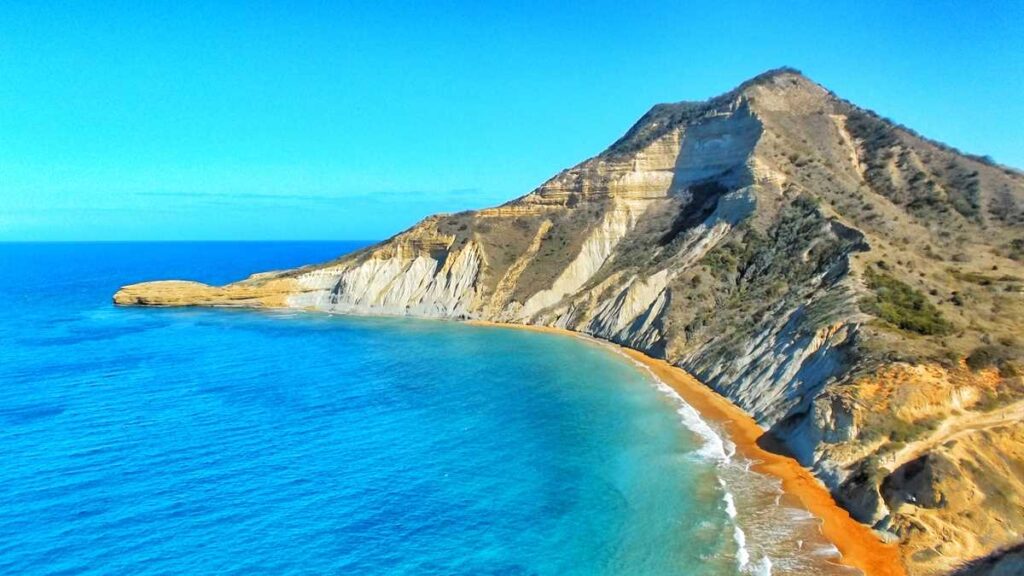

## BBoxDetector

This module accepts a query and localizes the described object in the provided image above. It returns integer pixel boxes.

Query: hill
[115,69,1024,575]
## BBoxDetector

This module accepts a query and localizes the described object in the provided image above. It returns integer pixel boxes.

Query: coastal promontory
[116,69,1024,575]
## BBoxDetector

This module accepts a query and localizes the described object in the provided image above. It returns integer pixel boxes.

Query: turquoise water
[0,243,849,575]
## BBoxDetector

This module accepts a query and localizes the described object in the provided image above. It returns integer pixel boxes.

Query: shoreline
[467,320,905,576]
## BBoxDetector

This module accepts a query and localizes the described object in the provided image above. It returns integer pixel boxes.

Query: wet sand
[468,320,905,576]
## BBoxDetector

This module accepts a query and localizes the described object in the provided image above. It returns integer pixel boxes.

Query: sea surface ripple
[0,242,854,575]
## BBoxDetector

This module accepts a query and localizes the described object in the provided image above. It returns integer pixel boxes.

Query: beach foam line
[476,322,766,574]
[611,345,905,576]
[464,320,907,576]
[470,321,766,571]
[718,478,755,573]
[734,524,751,569]
[723,486,739,518]
[621,345,778,574]
[660,377,731,461]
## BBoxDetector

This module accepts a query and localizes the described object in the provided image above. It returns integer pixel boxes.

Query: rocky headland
[115,69,1024,575]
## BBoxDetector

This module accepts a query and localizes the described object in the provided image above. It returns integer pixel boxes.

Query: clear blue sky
[2,1,1021,241]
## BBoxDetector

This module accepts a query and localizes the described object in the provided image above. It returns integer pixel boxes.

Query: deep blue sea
[0,243,851,575]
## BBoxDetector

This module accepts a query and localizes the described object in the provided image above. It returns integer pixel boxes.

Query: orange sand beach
[467,320,905,576]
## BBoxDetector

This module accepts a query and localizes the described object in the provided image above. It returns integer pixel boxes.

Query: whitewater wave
[734,525,750,569]
[723,490,738,518]
[753,556,773,575]
[812,543,842,557]
[720,479,757,572]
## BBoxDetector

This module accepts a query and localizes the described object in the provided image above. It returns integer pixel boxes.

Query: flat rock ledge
[113,278,299,308]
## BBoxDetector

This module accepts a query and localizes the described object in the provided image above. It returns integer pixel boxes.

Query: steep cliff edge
[115,69,1024,575]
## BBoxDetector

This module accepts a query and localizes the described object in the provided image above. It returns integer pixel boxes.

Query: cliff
[115,69,1024,575]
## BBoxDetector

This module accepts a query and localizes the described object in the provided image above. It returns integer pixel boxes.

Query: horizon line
[0,239,382,244]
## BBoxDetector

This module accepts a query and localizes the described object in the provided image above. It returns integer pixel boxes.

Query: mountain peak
[603,67,824,159]
[648,67,815,115]
[735,66,808,88]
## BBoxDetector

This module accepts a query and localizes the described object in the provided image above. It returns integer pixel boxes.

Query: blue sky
[2,1,1022,241]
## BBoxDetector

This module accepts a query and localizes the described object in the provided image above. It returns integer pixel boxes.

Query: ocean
[0,242,853,575]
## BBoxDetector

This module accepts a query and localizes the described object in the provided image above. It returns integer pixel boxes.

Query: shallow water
[0,242,854,575]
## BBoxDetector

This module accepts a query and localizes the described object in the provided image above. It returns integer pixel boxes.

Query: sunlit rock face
[115,68,1024,575]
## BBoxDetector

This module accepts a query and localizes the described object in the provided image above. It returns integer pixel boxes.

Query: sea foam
[607,345,761,574]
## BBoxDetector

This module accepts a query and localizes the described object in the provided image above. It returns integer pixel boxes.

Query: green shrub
[861,268,953,335]
[1009,238,1024,261]
[966,344,1023,375]
[700,246,738,276]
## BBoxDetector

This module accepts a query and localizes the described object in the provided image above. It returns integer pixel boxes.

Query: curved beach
[469,321,905,576]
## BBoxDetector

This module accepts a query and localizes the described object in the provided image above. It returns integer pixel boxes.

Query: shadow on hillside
[755,430,798,459]
[948,543,1024,576]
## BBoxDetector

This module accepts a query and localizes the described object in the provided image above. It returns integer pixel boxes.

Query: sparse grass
[890,416,941,443]
[949,269,1023,285]
[859,413,941,444]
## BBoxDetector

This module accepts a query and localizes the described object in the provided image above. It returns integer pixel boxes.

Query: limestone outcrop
[113,277,301,307]
[115,69,1024,575]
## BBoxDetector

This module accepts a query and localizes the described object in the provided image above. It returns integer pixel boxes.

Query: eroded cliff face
[788,363,1024,575]
[115,69,1024,575]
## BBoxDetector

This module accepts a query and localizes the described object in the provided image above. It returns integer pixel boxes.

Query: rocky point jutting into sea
[116,69,1024,575]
